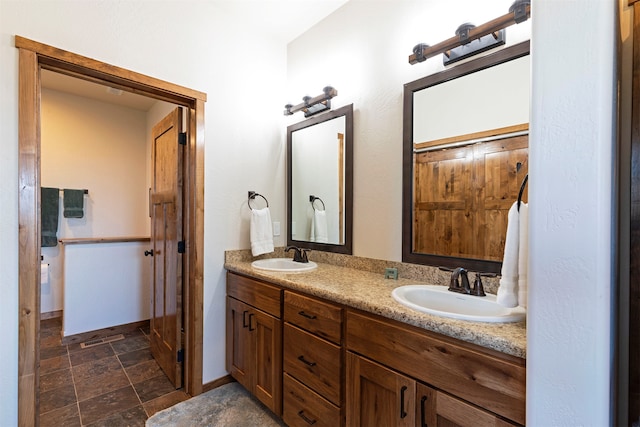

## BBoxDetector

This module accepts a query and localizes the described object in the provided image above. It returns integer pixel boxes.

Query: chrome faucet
[285,246,309,263]
[448,267,486,297]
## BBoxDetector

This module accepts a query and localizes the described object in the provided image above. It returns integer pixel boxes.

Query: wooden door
[149,107,184,388]
[416,383,517,427]
[413,134,528,261]
[346,352,415,427]
[473,135,528,261]
[414,145,474,258]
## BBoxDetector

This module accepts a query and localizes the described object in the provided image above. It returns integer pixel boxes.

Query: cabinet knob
[144,249,154,256]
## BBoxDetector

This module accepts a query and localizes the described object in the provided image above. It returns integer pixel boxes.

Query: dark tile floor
[39,317,189,426]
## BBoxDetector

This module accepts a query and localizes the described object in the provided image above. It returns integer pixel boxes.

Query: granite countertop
[224,257,526,359]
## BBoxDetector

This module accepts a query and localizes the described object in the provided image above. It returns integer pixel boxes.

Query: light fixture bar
[409,3,530,65]
[284,86,338,117]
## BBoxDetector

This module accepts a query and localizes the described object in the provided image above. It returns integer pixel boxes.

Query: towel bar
[58,188,88,194]
[517,174,528,211]
[309,195,326,211]
[248,191,269,210]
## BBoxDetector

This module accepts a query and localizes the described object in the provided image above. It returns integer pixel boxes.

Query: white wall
[40,88,150,314]
[287,0,616,424]
[0,2,287,424]
[528,1,616,425]
[62,241,151,336]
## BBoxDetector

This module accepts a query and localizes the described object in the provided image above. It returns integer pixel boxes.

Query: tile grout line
[66,342,84,426]
[112,340,149,418]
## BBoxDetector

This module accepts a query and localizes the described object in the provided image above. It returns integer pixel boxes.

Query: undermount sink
[391,285,525,323]
[251,258,318,273]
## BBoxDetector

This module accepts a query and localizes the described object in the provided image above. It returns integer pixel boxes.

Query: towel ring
[248,191,269,210]
[309,195,326,211]
[517,174,528,211]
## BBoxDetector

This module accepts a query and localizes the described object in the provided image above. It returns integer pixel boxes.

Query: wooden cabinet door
[346,352,415,427]
[225,296,252,391]
[416,383,518,427]
[226,295,282,415]
[252,306,282,415]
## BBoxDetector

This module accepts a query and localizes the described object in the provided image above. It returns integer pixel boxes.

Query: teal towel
[63,189,85,218]
[41,187,59,247]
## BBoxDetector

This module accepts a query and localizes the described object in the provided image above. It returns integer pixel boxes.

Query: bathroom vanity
[225,255,526,426]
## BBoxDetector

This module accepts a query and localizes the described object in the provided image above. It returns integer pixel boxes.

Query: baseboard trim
[61,319,150,345]
[202,375,235,393]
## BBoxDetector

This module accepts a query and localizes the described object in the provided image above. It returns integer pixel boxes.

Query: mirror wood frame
[402,41,530,274]
[287,103,354,254]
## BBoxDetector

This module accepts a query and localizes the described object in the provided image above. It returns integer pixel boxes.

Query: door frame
[16,35,206,425]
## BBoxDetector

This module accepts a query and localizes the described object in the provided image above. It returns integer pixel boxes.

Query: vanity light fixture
[409,0,530,65]
[284,86,337,118]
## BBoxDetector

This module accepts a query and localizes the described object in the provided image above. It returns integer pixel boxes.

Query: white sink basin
[391,285,525,323]
[251,258,318,273]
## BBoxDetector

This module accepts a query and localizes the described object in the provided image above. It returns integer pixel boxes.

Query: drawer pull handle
[297,410,317,425]
[420,395,428,427]
[242,310,249,328]
[400,386,408,419]
[248,313,255,331]
[298,311,317,320]
[297,355,317,367]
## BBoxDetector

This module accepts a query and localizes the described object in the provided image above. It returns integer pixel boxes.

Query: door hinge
[178,132,187,145]
[177,348,184,363]
[178,240,186,253]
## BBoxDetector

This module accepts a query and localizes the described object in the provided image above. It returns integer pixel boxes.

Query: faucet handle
[471,273,486,297]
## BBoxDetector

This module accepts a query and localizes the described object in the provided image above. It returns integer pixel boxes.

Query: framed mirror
[402,41,530,274]
[287,104,353,254]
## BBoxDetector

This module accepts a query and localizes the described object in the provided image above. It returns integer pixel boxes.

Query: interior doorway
[16,35,206,425]
[40,70,185,384]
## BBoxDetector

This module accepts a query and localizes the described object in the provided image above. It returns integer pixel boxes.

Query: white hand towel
[312,209,328,243]
[517,203,529,309]
[497,202,520,308]
[250,207,274,256]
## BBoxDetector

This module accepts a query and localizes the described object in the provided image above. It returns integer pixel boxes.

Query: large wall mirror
[402,41,530,273]
[287,104,353,254]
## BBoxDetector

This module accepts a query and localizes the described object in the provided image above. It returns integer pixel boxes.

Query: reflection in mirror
[287,104,353,254]
[403,42,530,273]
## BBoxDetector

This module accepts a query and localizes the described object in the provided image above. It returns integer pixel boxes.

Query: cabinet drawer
[227,272,282,317]
[284,323,341,405]
[283,373,341,427]
[346,310,525,425]
[284,291,342,344]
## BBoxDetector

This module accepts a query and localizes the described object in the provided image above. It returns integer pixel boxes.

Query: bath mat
[145,382,286,427]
